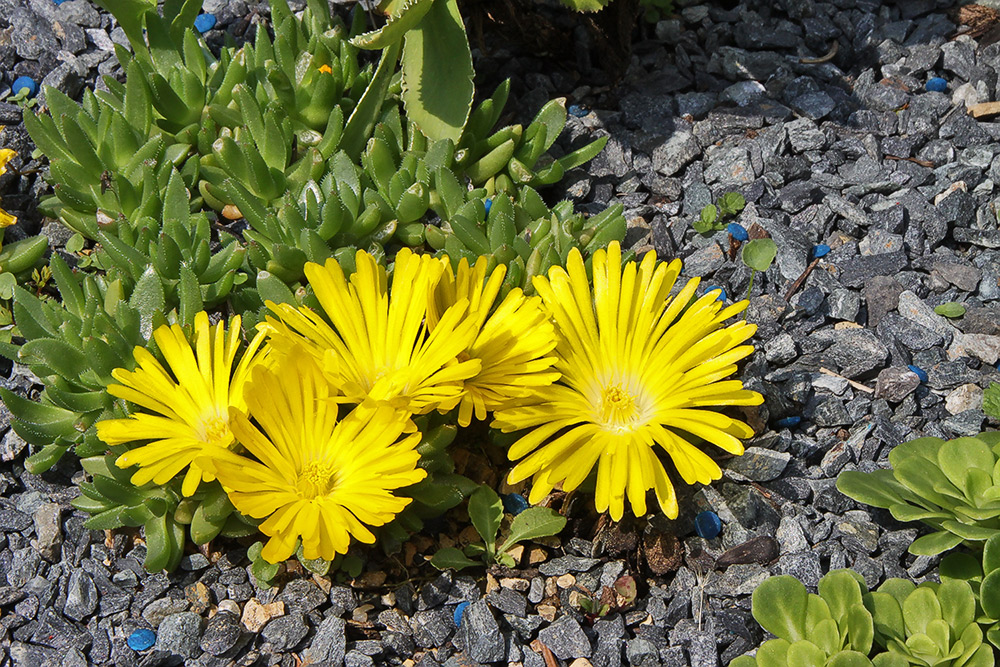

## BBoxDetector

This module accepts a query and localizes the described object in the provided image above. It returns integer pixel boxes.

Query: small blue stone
[52,0,70,4]
[502,493,529,516]
[703,286,726,302]
[454,601,470,626]
[727,222,749,242]
[775,416,801,429]
[694,511,722,539]
[908,365,928,383]
[484,198,492,215]
[194,13,217,32]
[11,76,37,98]
[925,77,948,93]
[127,628,156,652]
[568,104,588,118]
[812,244,830,259]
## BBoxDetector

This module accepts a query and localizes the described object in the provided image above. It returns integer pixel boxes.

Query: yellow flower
[200,353,426,563]
[97,312,268,496]
[263,248,481,414]
[493,241,763,521]
[0,149,18,228]
[428,256,560,426]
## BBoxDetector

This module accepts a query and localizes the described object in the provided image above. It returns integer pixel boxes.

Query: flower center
[599,383,640,429]
[200,415,233,448]
[297,460,339,498]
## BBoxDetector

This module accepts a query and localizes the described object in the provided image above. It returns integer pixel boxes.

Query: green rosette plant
[730,570,877,667]
[940,533,1000,650]
[837,433,1000,556]
[864,579,993,666]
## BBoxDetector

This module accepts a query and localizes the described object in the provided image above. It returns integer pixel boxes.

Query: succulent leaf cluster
[0,256,145,471]
[837,433,1000,556]
[941,532,1000,651]
[733,570,993,667]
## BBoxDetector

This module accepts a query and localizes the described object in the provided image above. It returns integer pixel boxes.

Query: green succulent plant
[0,255,146,472]
[837,433,1000,556]
[865,579,993,666]
[730,570,877,667]
[941,533,1000,651]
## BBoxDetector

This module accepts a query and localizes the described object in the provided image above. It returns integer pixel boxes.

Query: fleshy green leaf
[742,238,777,272]
[429,546,478,571]
[497,506,567,555]
[934,302,966,318]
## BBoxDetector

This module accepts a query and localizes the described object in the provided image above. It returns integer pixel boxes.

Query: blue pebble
[925,77,948,93]
[11,76,37,98]
[812,244,830,259]
[775,416,801,429]
[694,511,722,539]
[907,365,928,383]
[568,104,588,118]
[502,493,529,516]
[484,198,492,215]
[454,601,470,626]
[703,285,726,302]
[727,222,749,242]
[127,628,156,652]
[194,13,217,32]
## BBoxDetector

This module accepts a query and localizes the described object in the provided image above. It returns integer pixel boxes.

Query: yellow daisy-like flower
[493,241,763,521]
[0,149,18,228]
[199,353,426,563]
[97,312,268,496]
[263,248,481,414]
[427,256,560,426]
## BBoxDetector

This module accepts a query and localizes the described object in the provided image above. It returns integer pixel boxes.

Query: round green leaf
[751,576,809,642]
[934,302,966,318]
[742,238,777,272]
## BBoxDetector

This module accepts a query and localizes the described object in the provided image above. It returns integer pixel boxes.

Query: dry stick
[784,256,821,301]
[819,367,875,394]
[885,154,935,168]
[539,642,559,667]
[799,40,839,64]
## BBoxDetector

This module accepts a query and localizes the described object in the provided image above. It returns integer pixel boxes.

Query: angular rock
[538,616,591,659]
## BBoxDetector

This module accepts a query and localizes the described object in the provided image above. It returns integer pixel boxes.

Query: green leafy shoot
[429,485,566,571]
[741,238,776,297]
[985,383,1000,420]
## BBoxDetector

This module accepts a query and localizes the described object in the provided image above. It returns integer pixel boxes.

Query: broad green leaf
[829,652,876,667]
[742,238,777,272]
[837,470,907,510]
[785,640,826,667]
[938,579,976,634]
[810,618,840,656]
[903,586,942,636]
[819,569,866,625]
[847,604,875,655]
[399,0,473,142]
[871,652,909,667]
[934,302,966,318]
[939,437,995,490]
[939,552,983,583]
[984,383,1000,420]
[751,575,809,642]
[497,506,566,554]
[351,0,435,49]
[429,546,478,571]
[467,485,503,555]
[909,530,965,556]
[756,639,791,667]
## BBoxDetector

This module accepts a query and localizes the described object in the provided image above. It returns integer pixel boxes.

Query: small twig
[799,40,839,64]
[885,154,935,168]
[539,642,559,667]
[784,257,820,302]
[819,367,875,394]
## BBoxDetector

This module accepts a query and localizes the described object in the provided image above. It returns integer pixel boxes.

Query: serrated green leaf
[498,506,566,553]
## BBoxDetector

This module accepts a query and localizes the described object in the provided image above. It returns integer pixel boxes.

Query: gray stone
[10,9,60,60]
[142,597,190,628]
[652,129,701,177]
[538,555,601,576]
[538,616,591,659]
[932,261,982,292]
[344,651,375,667]
[682,242,725,278]
[703,145,755,188]
[945,383,983,415]
[262,613,308,651]
[0,430,27,462]
[778,552,823,587]
[859,229,904,256]
[31,503,62,562]
[943,409,986,437]
[459,600,505,663]
[828,289,861,321]
[790,92,836,120]
[63,570,97,621]
[875,367,921,403]
[411,609,453,647]
[776,516,810,554]
[784,118,826,152]
[278,579,327,613]
[302,616,346,664]
[486,587,527,617]
[812,397,851,427]
[726,447,790,482]
[863,277,905,328]
[898,291,959,342]
[877,312,944,350]
[763,333,797,365]
[838,251,908,288]
[200,610,242,656]
[823,329,889,378]
[625,638,660,666]
[156,612,203,659]
[948,333,1000,364]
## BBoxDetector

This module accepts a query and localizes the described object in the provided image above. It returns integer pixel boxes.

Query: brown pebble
[570,659,595,667]
[537,604,558,621]
[241,599,285,633]
[485,573,500,594]
[529,547,547,565]
[500,577,530,592]
[545,577,558,597]
[221,204,243,220]
[556,574,576,589]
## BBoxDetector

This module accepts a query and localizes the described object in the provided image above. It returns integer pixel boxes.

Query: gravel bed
[1,0,1000,665]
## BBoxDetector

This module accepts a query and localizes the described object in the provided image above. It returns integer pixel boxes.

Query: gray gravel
[1,0,1000,664]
